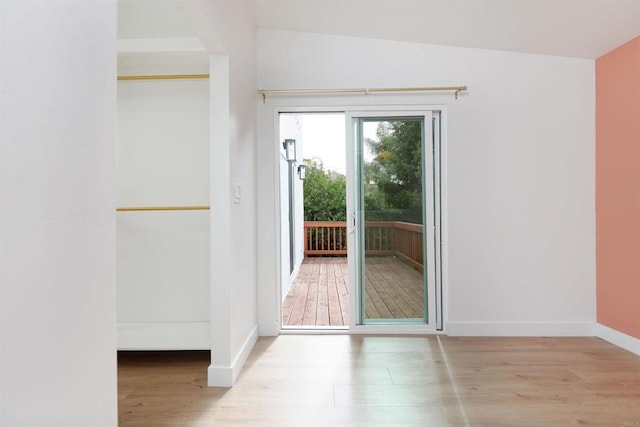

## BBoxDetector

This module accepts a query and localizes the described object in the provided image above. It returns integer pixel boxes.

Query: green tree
[365,120,423,223]
[303,160,346,221]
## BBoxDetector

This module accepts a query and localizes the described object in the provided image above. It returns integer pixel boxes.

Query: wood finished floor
[282,257,424,328]
[118,336,640,426]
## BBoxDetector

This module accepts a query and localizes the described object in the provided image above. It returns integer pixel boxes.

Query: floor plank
[118,336,640,426]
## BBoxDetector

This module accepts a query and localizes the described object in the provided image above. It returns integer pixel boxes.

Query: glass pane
[360,118,426,323]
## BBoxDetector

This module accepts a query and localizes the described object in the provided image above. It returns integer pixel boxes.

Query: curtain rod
[116,205,210,212]
[117,74,209,81]
[257,85,468,103]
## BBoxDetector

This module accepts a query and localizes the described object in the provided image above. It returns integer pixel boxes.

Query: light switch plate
[233,183,241,204]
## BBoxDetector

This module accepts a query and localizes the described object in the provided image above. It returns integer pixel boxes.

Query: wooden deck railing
[303,221,348,255]
[304,221,424,269]
[389,222,424,270]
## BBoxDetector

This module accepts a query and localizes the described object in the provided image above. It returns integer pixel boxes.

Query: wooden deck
[283,257,349,327]
[363,256,424,320]
[282,256,424,328]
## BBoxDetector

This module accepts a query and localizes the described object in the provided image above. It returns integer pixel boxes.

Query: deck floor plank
[283,256,425,328]
[301,260,320,325]
[334,260,349,325]
[365,261,409,318]
[286,260,314,326]
[316,261,330,326]
[367,258,424,318]
[326,261,343,326]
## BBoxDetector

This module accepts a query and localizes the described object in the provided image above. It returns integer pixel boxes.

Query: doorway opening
[279,113,348,329]
[277,108,443,332]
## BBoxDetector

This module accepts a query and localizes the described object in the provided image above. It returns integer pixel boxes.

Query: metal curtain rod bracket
[117,74,210,81]
[116,205,210,212]
[256,85,468,103]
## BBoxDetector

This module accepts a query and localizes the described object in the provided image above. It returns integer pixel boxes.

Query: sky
[301,113,346,174]
[300,113,377,176]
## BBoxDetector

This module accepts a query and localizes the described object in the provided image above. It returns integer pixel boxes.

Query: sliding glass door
[347,111,439,327]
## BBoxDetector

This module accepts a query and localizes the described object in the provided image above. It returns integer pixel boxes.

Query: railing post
[304,223,308,256]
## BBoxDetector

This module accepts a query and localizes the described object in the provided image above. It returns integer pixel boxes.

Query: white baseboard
[446,321,595,337]
[117,321,210,350]
[595,323,640,356]
[208,325,259,387]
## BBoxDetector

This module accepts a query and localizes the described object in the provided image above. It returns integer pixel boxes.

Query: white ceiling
[119,0,640,59]
[251,0,640,59]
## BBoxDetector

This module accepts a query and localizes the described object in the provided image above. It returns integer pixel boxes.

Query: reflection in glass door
[348,112,438,326]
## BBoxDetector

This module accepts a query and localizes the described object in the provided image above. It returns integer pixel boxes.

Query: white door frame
[257,99,448,336]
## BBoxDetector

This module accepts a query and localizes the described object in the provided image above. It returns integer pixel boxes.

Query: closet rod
[257,85,468,102]
[116,205,210,212]
[118,74,210,81]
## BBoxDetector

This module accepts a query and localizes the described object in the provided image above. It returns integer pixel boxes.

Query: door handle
[347,212,356,234]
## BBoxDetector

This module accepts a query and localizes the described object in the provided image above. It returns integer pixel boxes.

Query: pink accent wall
[596,36,640,339]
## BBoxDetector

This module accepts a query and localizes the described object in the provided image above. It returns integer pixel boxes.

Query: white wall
[292,121,305,273]
[177,2,259,386]
[278,114,305,300]
[220,3,259,384]
[279,155,292,298]
[118,0,195,40]
[117,0,260,385]
[117,77,210,349]
[0,1,117,425]
[257,29,596,336]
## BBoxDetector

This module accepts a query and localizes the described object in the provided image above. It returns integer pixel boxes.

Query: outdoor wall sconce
[298,164,306,180]
[283,138,296,163]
